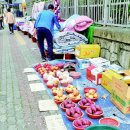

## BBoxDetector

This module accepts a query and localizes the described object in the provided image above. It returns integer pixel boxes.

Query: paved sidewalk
[0,28,59,130]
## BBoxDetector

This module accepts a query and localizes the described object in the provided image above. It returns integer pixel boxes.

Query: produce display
[73,118,92,130]
[60,99,76,111]
[68,89,81,102]
[32,61,127,130]
[84,88,98,101]
[78,98,94,110]
[65,84,77,94]
[54,91,67,104]
[85,104,103,119]
[65,107,83,121]
[52,87,65,96]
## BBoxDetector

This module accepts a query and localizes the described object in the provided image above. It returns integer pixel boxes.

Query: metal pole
[87,0,90,17]
[76,0,78,14]
[104,0,109,26]
[74,0,76,14]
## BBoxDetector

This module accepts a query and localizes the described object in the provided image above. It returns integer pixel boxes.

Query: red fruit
[91,104,96,113]
[75,107,81,114]
[76,119,82,126]
[66,109,70,116]
[94,111,103,115]
[85,103,91,106]
[86,108,92,114]
[95,105,102,111]
[70,107,75,115]
[73,113,80,118]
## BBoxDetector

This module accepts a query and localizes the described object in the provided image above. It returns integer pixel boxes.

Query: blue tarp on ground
[36,60,130,130]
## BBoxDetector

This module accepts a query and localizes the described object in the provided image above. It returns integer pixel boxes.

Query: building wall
[93,27,130,69]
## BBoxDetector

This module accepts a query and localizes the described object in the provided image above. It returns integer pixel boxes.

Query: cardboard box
[101,70,123,93]
[118,70,130,84]
[86,65,103,85]
[76,57,90,69]
[86,65,96,81]
[111,96,130,114]
[75,44,100,59]
[124,70,130,76]
[111,76,130,114]
[89,57,110,67]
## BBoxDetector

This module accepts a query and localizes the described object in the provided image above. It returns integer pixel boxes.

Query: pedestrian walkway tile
[23,68,36,73]
[38,100,58,111]
[27,74,40,82]
[45,114,67,130]
[29,83,46,92]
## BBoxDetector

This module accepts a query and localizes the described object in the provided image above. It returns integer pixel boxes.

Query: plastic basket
[85,125,119,130]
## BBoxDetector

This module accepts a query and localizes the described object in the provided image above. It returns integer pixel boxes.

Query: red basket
[78,101,95,110]
[72,98,81,103]
[73,119,92,130]
[60,102,76,112]
[85,109,103,119]
[32,36,37,43]
[65,112,83,121]
[99,117,120,127]
[84,87,97,93]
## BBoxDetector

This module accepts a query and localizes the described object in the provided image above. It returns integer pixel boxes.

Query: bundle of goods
[32,2,45,19]
[27,21,35,36]
[89,57,110,67]
[53,31,88,51]
[63,14,93,32]
[19,22,30,33]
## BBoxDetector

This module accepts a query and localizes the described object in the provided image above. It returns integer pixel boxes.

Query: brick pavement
[0,28,60,130]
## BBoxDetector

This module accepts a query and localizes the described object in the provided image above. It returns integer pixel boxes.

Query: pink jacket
[6,12,15,24]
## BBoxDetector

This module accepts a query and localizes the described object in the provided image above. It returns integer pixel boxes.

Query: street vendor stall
[26,59,130,130]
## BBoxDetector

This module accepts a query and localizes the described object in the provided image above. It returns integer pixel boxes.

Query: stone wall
[93,27,130,69]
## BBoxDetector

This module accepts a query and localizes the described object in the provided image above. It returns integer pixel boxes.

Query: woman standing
[6,8,15,34]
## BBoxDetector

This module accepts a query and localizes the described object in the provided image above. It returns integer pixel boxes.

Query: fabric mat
[34,60,130,130]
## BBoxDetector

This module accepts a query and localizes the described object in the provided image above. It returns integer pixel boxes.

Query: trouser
[8,23,14,33]
[0,20,3,28]
[36,27,53,60]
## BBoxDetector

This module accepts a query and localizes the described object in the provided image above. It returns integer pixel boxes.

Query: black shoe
[47,58,53,61]
[42,58,47,62]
